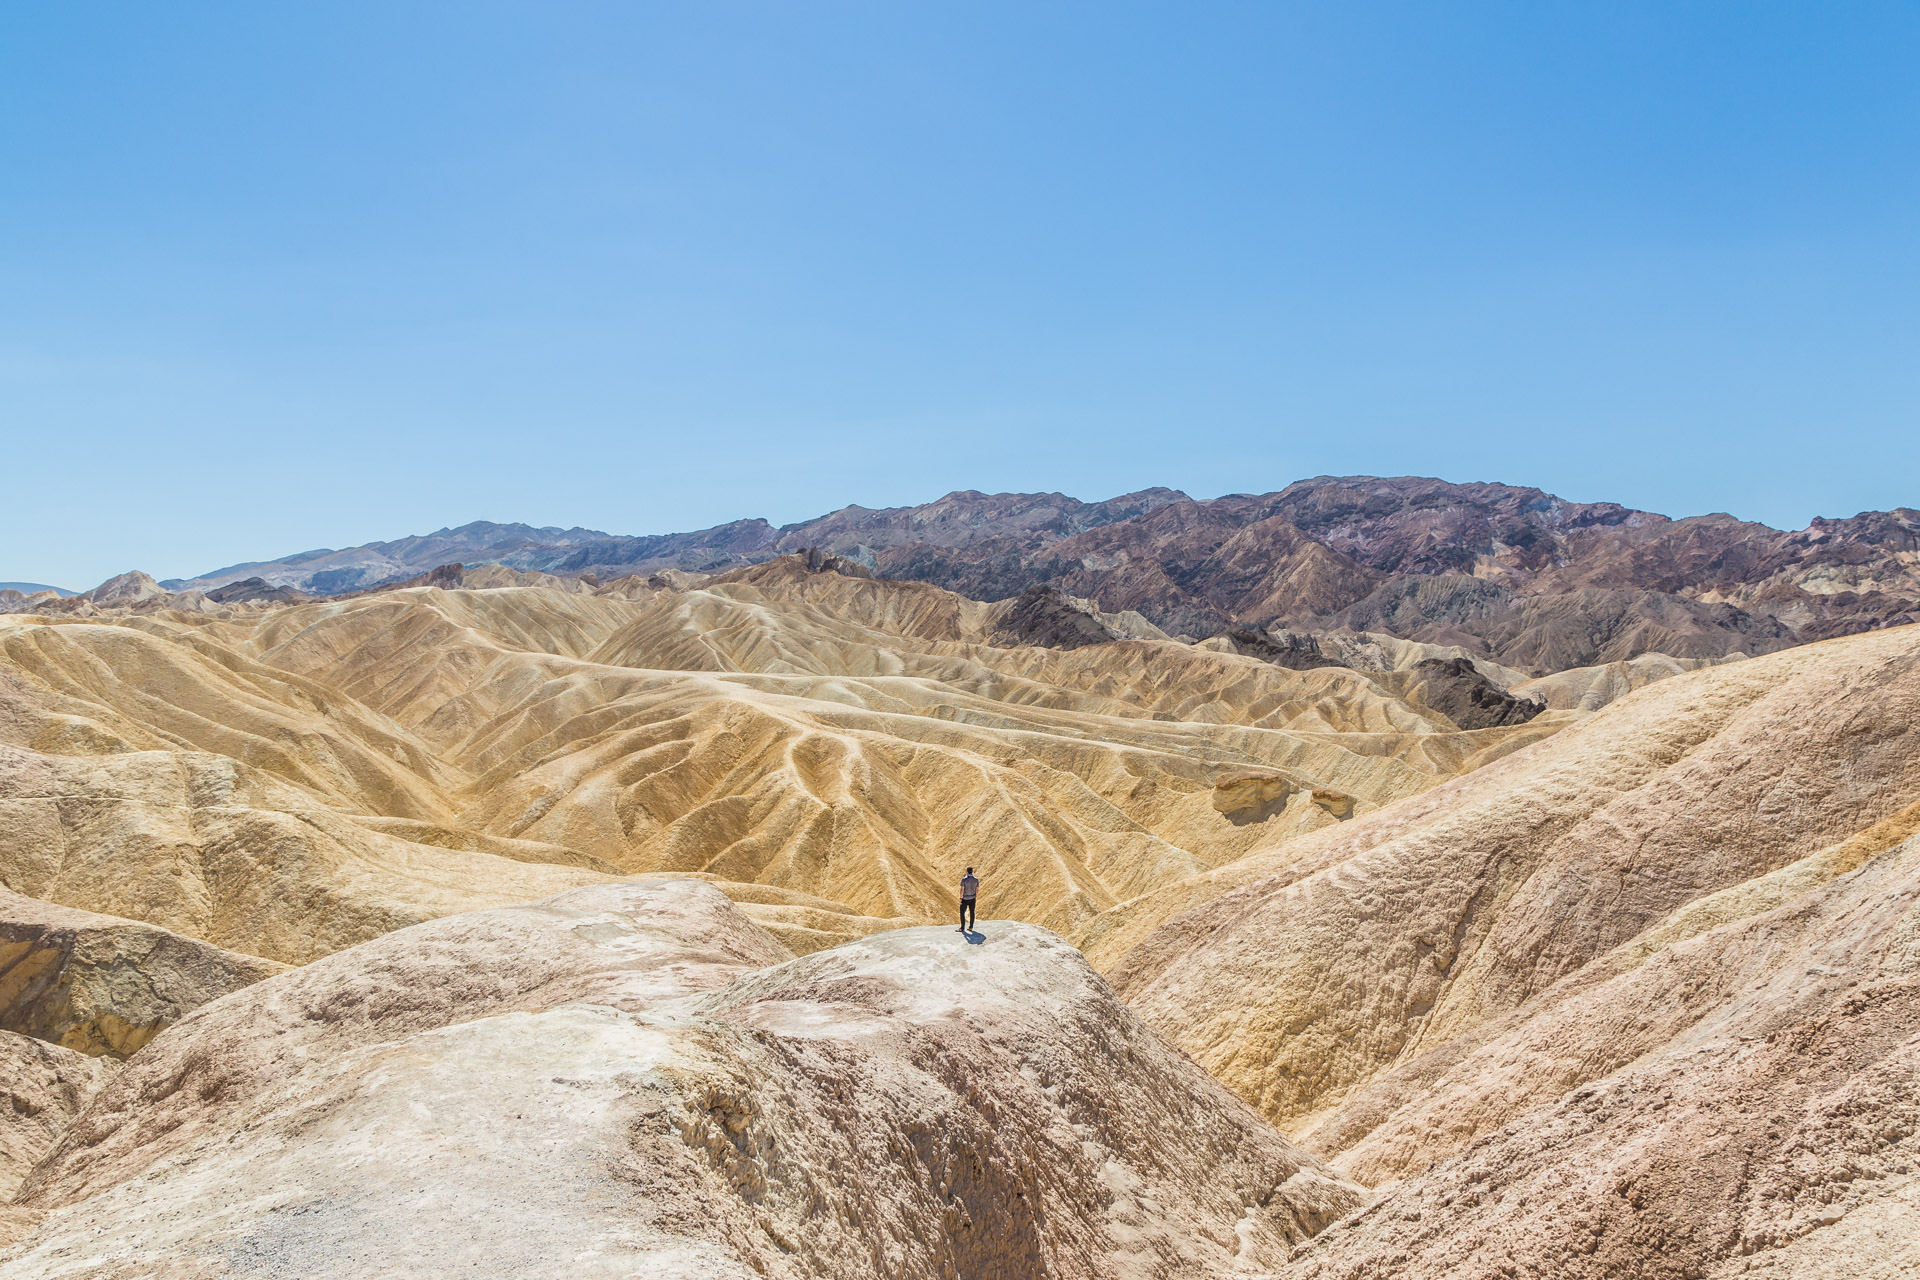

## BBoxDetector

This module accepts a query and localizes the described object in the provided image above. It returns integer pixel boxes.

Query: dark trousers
[960,898,976,931]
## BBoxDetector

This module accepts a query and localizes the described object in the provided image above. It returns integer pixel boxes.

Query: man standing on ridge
[958,867,979,934]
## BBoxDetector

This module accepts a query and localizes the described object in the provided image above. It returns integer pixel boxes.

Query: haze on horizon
[4,2,1918,589]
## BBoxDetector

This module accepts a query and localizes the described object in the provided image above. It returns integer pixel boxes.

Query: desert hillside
[1,535,1916,1276]
[0,555,1570,958]
[1107,622,1920,1277]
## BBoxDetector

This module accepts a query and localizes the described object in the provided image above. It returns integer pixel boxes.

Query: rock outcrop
[2,881,1363,1278]
[1308,787,1356,819]
[1211,771,1294,818]
[1397,657,1545,729]
[1208,625,1345,671]
[987,584,1123,649]
[0,1031,108,1199]
[0,889,283,1057]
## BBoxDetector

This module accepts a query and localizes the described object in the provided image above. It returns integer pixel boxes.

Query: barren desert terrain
[3,479,1917,1277]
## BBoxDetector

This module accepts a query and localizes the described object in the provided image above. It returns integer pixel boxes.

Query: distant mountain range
[148,476,1919,673]
[162,490,1185,598]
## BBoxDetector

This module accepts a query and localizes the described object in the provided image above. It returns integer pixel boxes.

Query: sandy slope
[1112,625,1920,1127]
[0,1032,107,1202]
[1107,623,1920,1276]
[1287,829,1920,1278]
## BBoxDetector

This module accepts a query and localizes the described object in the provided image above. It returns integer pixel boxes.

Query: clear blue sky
[4,3,1918,589]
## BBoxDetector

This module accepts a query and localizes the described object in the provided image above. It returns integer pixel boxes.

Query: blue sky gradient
[4,3,1917,588]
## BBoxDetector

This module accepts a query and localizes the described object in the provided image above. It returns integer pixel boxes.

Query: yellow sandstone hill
[0,556,1565,958]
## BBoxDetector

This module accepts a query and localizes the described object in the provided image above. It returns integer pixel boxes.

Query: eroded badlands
[1,550,1916,1277]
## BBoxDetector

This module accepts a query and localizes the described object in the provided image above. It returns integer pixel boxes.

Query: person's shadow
[962,929,986,945]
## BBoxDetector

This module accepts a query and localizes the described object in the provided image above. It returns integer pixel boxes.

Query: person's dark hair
[966,867,974,874]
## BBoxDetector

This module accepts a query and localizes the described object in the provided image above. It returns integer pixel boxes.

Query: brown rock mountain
[860,477,1914,665]
[134,475,1915,671]
[771,486,1190,558]
[160,489,1190,595]
[889,502,1392,643]
[1318,575,1796,671]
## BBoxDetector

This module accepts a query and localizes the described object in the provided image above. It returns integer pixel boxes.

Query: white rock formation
[2,880,1361,1278]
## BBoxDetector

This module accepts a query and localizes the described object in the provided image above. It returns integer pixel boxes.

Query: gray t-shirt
[960,874,979,901]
